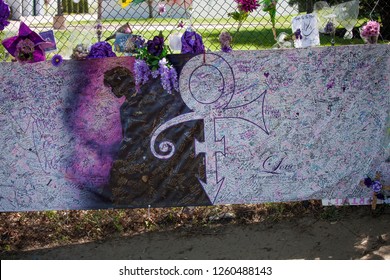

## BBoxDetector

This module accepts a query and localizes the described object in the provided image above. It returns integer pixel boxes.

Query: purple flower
[219,31,232,53]
[181,30,205,55]
[87,41,116,59]
[147,35,164,57]
[371,181,382,193]
[361,21,380,37]
[235,0,260,13]
[2,22,53,63]
[134,59,151,92]
[294,28,303,40]
[51,54,63,67]
[158,2,166,15]
[94,23,103,31]
[159,61,179,94]
[0,0,10,31]
[364,177,373,187]
[178,21,184,29]
[324,21,335,34]
[222,46,232,53]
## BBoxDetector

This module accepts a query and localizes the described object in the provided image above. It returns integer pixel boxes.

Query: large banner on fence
[0,45,389,211]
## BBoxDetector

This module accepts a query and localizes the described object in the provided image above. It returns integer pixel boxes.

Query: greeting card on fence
[292,14,320,48]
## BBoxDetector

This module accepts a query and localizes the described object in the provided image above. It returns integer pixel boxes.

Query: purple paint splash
[65,58,130,186]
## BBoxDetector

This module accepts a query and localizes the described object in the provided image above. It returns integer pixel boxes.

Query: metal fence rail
[1,0,389,59]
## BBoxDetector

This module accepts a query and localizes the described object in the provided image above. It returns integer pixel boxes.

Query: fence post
[53,0,67,29]
[98,0,102,20]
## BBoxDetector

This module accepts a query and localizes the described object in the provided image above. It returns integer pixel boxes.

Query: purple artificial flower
[51,54,63,67]
[159,59,178,94]
[324,21,335,34]
[2,22,53,63]
[158,2,166,15]
[94,23,103,31]
[0,0,10,31]
[371,181,382,193]
[235,0,260,13]
[222,46,232,53]
[181,30,205,55]
[133,35,145,49]
[219,31,232,53]
[147,35,164,57]
[134,59,151,92]
[87,41,116,59]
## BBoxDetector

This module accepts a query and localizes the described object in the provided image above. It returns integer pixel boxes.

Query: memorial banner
[0,45,389,211]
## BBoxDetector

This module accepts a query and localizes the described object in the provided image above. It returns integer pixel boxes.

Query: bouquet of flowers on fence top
[360,20,380,44]
[228,0,261,32]
[134,33,179,94]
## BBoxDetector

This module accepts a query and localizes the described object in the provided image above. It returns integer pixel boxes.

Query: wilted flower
[15,39,35,62]
[219,31,233,53]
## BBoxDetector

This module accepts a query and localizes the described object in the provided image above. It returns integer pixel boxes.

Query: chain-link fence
[1,0,389,59]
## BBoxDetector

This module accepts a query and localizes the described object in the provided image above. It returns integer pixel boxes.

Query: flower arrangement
[2,22,53,63]
[229,0,260,32]
[360,20,380,44]
[134,34,179,94]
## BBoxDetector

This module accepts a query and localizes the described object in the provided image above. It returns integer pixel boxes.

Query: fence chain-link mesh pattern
[1,0,389,59]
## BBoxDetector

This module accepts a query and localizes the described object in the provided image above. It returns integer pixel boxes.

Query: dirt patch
[1,203,389,260]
